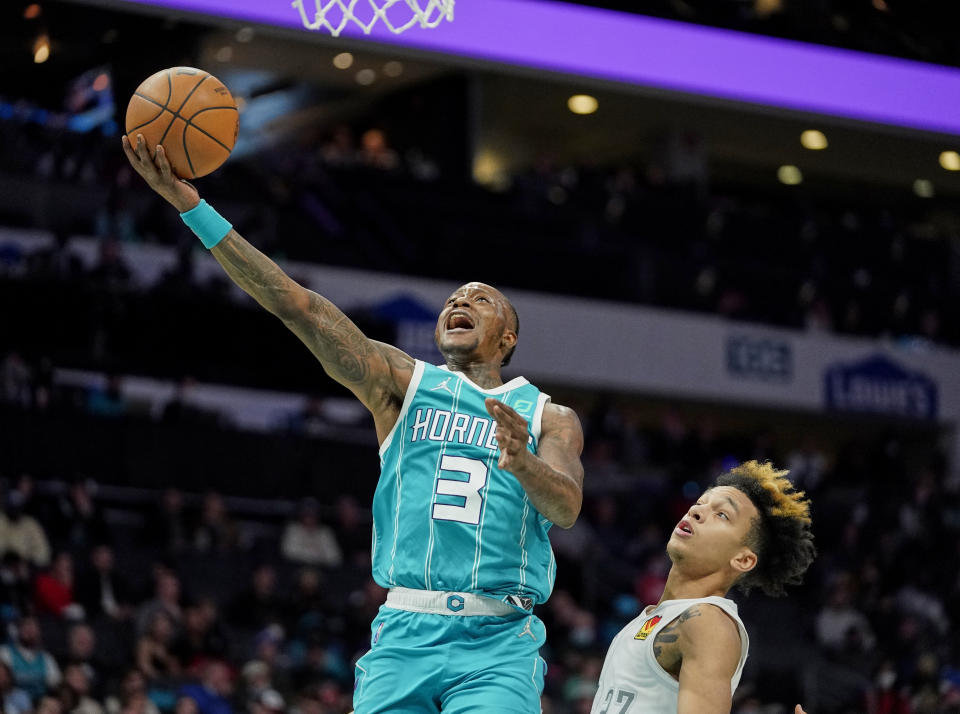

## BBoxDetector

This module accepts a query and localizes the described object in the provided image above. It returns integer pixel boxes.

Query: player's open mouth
[446,312,475,332]
[674,520,694,537]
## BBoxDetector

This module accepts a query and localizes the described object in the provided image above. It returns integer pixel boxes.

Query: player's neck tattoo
[444,359,503,389]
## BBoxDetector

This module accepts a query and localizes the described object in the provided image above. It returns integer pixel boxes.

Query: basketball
[125,67,238,180]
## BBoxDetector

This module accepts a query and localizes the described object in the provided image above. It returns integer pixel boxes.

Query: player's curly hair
[716,460,816,597]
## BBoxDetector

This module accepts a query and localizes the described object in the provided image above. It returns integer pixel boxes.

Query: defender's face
[435,282,513,361]
[667,486,759,575]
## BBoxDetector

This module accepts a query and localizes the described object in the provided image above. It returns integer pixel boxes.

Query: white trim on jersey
[438,365,529,395]
[591,596,749,714]
[531,392,551,446]
[378,360,426,458]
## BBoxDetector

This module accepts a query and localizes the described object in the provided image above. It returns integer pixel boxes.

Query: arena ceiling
[5,0,960,199]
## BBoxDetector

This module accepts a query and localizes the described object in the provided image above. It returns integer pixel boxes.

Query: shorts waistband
[385,587,517,616]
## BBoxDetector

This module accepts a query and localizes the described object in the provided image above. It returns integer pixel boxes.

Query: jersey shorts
[353,606,547,714]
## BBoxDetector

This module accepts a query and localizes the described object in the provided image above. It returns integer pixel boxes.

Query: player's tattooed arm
[674,604,742,714]
[210,234,413,412]
[122,132,414,416]
[485,400,584,529]
[653,605,701,671]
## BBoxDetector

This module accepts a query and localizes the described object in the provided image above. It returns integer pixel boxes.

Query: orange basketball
[125,67,238,180]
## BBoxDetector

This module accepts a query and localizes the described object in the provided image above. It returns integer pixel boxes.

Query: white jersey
[591,596,749,714]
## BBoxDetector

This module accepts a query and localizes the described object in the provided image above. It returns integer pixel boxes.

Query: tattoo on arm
[210,233,409,401]
[653,606,702,659]
[512,405,584,528]
[212,231,305,317]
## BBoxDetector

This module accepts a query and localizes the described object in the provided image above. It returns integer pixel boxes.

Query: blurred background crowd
[3,0,960,712]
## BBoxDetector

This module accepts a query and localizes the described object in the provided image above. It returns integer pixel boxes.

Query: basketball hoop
[293,0,454,36]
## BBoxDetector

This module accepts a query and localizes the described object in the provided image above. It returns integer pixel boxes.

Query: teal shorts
[353,605,547,713]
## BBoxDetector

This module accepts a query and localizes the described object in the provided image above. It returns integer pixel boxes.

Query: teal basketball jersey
[373,361,557,609]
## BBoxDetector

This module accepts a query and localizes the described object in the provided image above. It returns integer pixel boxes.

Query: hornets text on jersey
[372,361,556,609]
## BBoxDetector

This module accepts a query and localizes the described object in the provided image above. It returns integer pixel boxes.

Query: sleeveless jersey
[372,361,556,609]
[591,596,749,714]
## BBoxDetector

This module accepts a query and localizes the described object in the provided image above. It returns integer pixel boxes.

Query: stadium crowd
[0,356,958,713]
[2,116,959,353]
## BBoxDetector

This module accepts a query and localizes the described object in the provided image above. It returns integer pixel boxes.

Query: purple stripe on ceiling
[116,0,960,135]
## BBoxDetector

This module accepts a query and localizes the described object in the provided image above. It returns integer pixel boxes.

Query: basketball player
[591,461,815,714]
[122,135,584,713]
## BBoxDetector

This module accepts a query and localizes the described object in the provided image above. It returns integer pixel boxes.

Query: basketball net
[292,0,454,36]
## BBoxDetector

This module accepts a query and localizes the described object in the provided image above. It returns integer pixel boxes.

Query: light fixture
[383,61,403,78]
[355,68,376,86]
[800,129,828,150]
[235,26,254,43]
[939,151,960,171]
[333,52,354,70]
[33,34,49,63]
[913,179,934,198]
[777,165,803,185]
[215,45,233,62]
[567,94,598,115]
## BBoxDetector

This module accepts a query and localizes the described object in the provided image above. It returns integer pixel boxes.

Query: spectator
[136,571,182,636]
[0,615,61,700]
[34,551,84,619]
[0,553,32,621]
[171,599,229,672]
[191,493,238,554]
[54,480,110,549]
[358,129,399,171]
[226,564,284,631]
[77,544,133,621]
[815,577,876,653]
[85,374,127,419]
[0,491,51,567]
[287,568,329,639]
[178,661,233,714]
[9,475,44,522]
[333,496,369,567]
[160,378,216,426]
[0,353,32,407]
[104,668,159,714]
[280,499,342,568]
[62,663,104,714]
[62,623,106,698]
[35,695,63,714]
[0,661,31,714]
[146,490,189,555]
[249,688,284,714]
[290,634,348,691]
[135,612,180,682]
[173,696,199,714]
[238,660,275,706]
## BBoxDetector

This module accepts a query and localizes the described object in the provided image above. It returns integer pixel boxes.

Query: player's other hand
[485,398,531,473]
[795,706,808,714]
[122,134,200,213]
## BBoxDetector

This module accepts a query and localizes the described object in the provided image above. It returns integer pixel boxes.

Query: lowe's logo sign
[824,355,938,420]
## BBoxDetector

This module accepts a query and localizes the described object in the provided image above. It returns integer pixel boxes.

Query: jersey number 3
[432,455,488,525]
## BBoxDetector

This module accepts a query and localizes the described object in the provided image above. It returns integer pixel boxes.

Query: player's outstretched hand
[795,705,807,714]
[485,398,531,473]
[121,134,200,213]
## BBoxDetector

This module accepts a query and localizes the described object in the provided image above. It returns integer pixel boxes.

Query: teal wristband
[180,199,232,249]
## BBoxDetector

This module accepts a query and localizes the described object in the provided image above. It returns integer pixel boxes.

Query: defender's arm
[675,605,743,714]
